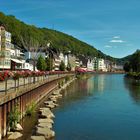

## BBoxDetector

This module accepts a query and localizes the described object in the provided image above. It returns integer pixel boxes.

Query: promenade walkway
[0,74,72,99]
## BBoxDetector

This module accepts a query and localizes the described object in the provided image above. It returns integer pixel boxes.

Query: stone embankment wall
[30,76,76,140]
[0,74,75,140]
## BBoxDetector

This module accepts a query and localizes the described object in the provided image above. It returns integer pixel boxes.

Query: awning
[11,59,23,64]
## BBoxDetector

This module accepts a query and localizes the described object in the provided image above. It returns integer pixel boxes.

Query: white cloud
[104,45,112,48]
[113,36,120,39]
[110,39,125,43]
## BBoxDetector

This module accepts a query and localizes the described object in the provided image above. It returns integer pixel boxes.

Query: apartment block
[0,26,11,70]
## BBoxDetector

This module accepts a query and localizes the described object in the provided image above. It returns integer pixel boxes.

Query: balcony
[11,55,24,60]
[1,42,11,50]
[0,51,11,58]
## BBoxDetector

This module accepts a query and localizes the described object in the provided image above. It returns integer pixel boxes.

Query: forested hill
[117,55,132,65]
[0,12,114,60]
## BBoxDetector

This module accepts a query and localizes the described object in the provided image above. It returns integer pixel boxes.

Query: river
[53,74,140,140]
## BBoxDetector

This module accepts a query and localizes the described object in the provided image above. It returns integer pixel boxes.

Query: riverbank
[7,76,76,140]
[94,71,125,74]
[125,72,140,80]
[30,76,76,140]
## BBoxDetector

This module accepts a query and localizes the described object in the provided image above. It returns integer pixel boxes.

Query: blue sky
[0,0,140,58]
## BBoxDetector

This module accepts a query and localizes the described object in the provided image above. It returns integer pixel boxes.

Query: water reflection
[62,78,93,99]
[124,76,140,103]
[54,74,140,140]
[93,74,106,92]
[59,75,107,109]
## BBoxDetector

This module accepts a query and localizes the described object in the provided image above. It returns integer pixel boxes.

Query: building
[112,63,123,72]
[104,60,112,72]
[75,58,80,68]
[21,61,36,71]
[10,44,26,70]
[64,54,68,68]
[0,26,11,70]
[93,57,98,71]
[87,59,94,71]
[54,53,64,71]
[97,58,107,72]
[0,26,36,71]
[69,55,77,71]
[25,51,46,61]
[78,55,88,68]
[54,55,61,71]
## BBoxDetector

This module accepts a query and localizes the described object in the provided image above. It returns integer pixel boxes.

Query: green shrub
[8,106,21,131]
[58,80,64,88]
[127,72,140,80]
[25,102,36,116]
[65,76,70,82]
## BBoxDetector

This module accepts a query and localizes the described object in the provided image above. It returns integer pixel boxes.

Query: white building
[75,58,80,68]
[54,53,65,71]
[69,55,77,71]
[87,59,94,71]
[64,54,68,68]
[98,59,107,72]
[10,44,27,70]
[0,26,11,70]
[112,64,123,71]
[21,61,37,71]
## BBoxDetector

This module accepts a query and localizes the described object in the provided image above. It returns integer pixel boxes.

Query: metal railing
[0,72,75,95]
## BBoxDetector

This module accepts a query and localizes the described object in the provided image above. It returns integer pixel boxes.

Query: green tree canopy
[59,61,65,71]
[66,62,71,71]
[0,12,115,61]
[37,55,46,71]
[46,57,53,71]
[123,62,131,72]
[130,50,140,72]
[123,50,140,72]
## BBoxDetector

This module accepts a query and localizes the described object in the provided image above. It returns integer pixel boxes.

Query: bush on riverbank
[58,80,65,88]
[26,102,36,116]
[8,105,21,131]
[126,72,140,80]
[65,76,71,82]
[76,73,91,79]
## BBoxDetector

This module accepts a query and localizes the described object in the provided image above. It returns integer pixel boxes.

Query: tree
[0,12,115,61]
[37,55,46,71]
[46,57,53,71]
[66,62,71,71]
[123,50,140,72]
[123,62,131,72]
[130,50,140,72]
[59,61,65,71]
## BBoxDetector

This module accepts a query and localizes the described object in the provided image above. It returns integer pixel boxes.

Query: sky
[0,0,140,58]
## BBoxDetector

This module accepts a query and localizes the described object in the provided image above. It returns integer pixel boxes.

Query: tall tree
[66,62,71,71]
[46,57,53,71]
[36,55,46,71]
[130,50,140,72]
[123,62,131,72]
[123,50,140,72]
[59,61,65,71]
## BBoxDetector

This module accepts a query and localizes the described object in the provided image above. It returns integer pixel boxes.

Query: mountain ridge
[0,12,116,62]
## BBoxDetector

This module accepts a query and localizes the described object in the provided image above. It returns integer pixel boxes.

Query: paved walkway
[0,74,65,95]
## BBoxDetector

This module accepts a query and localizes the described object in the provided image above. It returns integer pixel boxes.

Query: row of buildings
[0,26,123,72]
